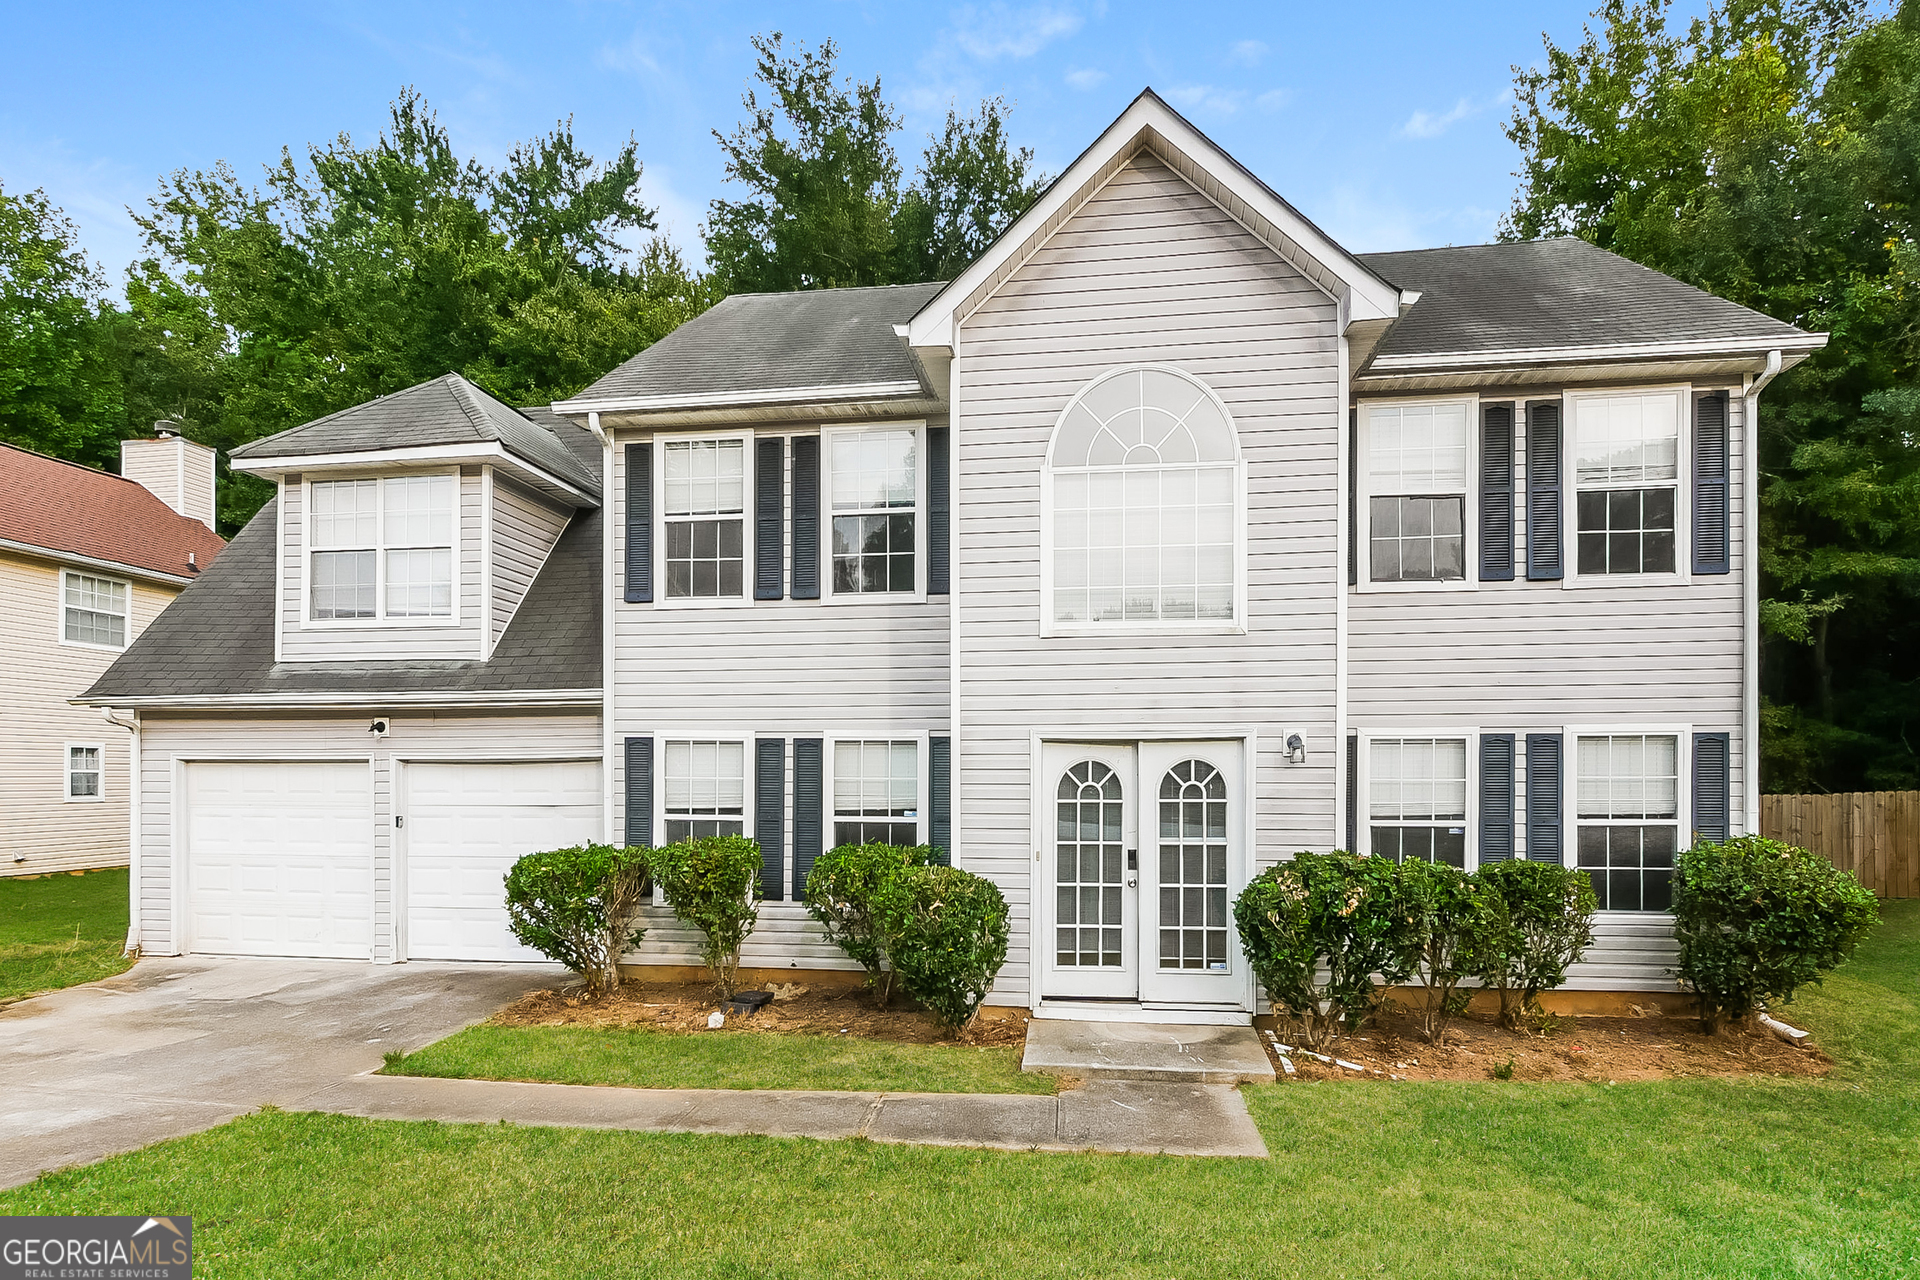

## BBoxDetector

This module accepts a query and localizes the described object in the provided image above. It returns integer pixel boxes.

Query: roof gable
[0,443,226,581]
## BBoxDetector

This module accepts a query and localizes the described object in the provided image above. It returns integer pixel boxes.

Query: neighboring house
[3,433,226,877]
[82,92,1824,1019]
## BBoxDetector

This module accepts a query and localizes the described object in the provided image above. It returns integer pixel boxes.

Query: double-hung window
[1368,737,1469,867]
[1364,401,1470,584]
[66,745,103,801]
[1576,734,1681,910]
[1573,392,1681,576]
[829,427,919,595]
[833,740,920,846]
[662,739,746,842]
[663,439,746,600]
[309,474,455,621]
[62,572,128,647]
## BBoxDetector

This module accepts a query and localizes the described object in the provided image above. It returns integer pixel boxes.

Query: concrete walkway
[1022,1019,1277,1084]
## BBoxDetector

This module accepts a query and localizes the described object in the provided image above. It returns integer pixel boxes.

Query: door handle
[1126,876,1138,889]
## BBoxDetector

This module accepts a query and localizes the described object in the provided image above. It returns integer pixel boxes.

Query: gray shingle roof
[1357,238,1812,363]
[567,282,946,407]
[229,373,600,494]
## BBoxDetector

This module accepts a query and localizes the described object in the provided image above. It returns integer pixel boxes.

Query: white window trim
[300,469,464,629]
[653,732,757,846]
[821,420,929,605]
[1561,385,1693,589]
[56,568,132,652]
[1040,363,1248,638]
[1355,395,1479,594]
[827,732,932,847]
[1563,722,1692,916]
[652,428,757,611]
[1355,728,1479,868]
[64,741,106,803]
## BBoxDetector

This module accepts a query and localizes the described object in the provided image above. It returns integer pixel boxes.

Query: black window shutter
[1347,407,1358,587]
[1524,733,1563,863]
[1345,732,1358,852]
[790,436,821,600]
[930,735,952,864]
[1479,733,1516,863]
[1525,400,1564,581]
[793,738,824,897]
[624,736,653,847]
[1481,403,1515,581]
[1693,731,1731,844]
[755,739,785,899]
[754,437,785,600]
[624,442,652,603]
[1693,391,1731,575]
[928,426,951,595]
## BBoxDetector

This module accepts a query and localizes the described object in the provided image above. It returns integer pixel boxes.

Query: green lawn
[0,867,132,1004]
[4,901,1916,1279]
[386,1022,1055,1095]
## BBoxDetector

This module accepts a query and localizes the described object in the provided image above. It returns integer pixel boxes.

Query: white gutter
[231,442,598,507]
[1365,333,1825,373]
[591,411,618,845]
[0,537,197,587]
[1742,349,1784,835]
[553,379,925,416]
[100,707,140,953]
[71,689,602,710]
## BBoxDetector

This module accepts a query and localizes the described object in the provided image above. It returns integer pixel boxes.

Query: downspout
[589,411,617,844]
[1742,350,1783,834]
[101,707,140,954]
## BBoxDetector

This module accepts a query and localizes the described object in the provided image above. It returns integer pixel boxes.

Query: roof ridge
[442,373,500,444]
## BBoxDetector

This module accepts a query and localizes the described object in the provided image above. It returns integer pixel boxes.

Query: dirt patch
[1258,1008,1832,1083]
[490,979,1030,1049]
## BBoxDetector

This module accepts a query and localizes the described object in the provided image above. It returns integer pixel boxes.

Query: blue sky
[2,1,1673,288]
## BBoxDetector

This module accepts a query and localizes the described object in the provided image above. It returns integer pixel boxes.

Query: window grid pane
[311,479,378,549]
[1575,735,1680,911]
[309,476,454,619]
[833,741,919,820]
[68,746,101,798]
[1575,394,1680,486]
[1369,495,1465,582]
[1156,759,1229,971]
[1577,487,1675,575]
[663,439,748,601]
[1369,738,1469,866]
[829,430,917,594]
[1056,760,1125,968]
[1367,403,1470,492]
[1054,465,1234,623]
[663,741,746,844]
[63,575,129,646]
[311,551,378,620]
[383,474,454,547]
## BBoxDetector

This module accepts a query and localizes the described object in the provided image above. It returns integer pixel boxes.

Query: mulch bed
[490,979,1030,1048]
[1259,1007,1831,1083]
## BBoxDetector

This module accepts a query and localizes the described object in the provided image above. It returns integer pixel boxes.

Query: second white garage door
[402,760,603,961]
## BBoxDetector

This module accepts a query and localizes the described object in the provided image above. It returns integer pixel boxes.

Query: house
[80,92,1823,1017]
[4,433,226,877]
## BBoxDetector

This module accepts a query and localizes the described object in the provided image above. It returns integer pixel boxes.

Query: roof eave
[552,379,932,418]
[0,536,199,586]
[1362,332,1827,376]
[231,441,599,507]
[71,688,603,711]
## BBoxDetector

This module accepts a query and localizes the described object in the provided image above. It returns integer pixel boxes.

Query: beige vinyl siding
[181,446,216,531]
[953,153,1343,1003]
[0,551,178,876]
[277,468,487,662]
[489,472,571,650]
[132,710,599,959]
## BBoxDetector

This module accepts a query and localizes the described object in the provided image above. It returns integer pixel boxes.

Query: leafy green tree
[893,97,1047,283]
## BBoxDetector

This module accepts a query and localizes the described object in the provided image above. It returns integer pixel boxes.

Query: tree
[893,98,1047,282]
[1505,0,1920,791]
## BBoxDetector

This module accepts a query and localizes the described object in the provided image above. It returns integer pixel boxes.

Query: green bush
[504,844,650,996]
[1232,852,1410,1050]
[871,865,1010,1030]
[1392,858,1499,1044]
[804,842,934,1005]
[648,835,761,997]
[1672,835,1879,1031]
[1473,860,1597,1030]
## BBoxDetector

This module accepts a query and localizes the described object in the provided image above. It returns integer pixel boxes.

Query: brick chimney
[121,422,217,531]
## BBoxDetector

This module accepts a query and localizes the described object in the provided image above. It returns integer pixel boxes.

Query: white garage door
[403,759,602,961]
[186,761,373,959]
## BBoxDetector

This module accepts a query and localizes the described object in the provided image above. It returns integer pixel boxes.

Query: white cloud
[596,32,661,77]
[1399,89,1512,140]
[1226,39,1267,67]
[1065,67,1107,91]
[950,4,1083,60]
[1255,88,1292,112]
[1164,84,1244,116]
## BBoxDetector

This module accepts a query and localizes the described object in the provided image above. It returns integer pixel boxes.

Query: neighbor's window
[62,573,128,647]
[67,745,102,800]
[830,428,918,594]
[1574,393,1680,575]
[833,740,919,846]
[309,475,455,620]
[1369,738,1469,867]
[663,439,746,599]
[662,740,746,843]
[1049,366,1239,625]
[1576,734,1680,910]
[1366,402,1469,583]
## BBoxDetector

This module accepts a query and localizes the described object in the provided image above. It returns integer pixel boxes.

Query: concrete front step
[1020,1019,1277,1084]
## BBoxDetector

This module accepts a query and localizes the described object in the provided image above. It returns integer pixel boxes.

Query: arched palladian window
[1046,365,1243,628]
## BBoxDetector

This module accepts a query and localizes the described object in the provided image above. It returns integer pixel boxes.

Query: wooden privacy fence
[1760,791,1920,899]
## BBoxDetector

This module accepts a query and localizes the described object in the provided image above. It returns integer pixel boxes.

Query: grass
[3,901,1915,1279]
[0,867,131,1004]
[385,1022,1056,1095]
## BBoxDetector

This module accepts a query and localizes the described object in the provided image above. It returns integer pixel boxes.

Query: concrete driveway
[0,956,556,1190]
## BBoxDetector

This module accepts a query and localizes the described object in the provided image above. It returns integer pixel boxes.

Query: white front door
[1137,741,1246,1006]
[1039,743,1138,999]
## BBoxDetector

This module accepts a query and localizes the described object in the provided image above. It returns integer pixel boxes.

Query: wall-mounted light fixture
[1285,733,1306,764]
[370,718,390,739]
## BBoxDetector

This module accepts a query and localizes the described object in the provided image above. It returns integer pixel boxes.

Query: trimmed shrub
[1232,852,1410,1050]
[503,844,650,996]
[1672,835,1879,1031]
[804,842,934,1005]
[648,835,761,997]
[1473,860,1597,1030]
[1392,858,1499,1044]
[871,865,1010,1030]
